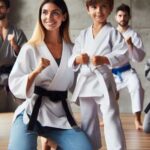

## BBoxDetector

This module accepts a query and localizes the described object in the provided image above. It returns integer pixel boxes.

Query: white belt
[71,65,110,104]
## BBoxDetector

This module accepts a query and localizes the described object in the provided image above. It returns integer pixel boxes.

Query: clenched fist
[8,32,20,54]
[91,56,109,66]
[8,32,15,46]
[75,53,89,65]
[35,58,50,73]
[125,37,133,49]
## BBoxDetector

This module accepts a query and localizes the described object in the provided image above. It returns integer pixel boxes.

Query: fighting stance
[69,0,128,149]
[8,0,92,150]
[0,0,27,110]
[114,3,145,130]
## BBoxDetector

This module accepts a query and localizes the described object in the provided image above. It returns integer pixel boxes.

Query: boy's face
[0,1,9,20]
[115,10,130,27]
[87,1,112,24]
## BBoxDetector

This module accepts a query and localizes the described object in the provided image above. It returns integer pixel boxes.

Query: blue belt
[112,64,131,82]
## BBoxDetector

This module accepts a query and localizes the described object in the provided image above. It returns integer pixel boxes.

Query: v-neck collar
[41,40,65,68]
[90,23,109,40]
[40,41,69,89]
[0,25,13,49]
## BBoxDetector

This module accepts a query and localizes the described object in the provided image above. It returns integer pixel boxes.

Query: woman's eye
[52,11,60,16]
[51,11,62,17]
[42,10,48,15]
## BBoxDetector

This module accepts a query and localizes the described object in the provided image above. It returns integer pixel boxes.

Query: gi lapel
[46,41,68,89]
[84,23,112,56]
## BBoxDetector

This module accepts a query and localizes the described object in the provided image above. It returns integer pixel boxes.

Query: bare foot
[135,120,143,131]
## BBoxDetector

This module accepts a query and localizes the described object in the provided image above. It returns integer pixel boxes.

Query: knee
[74,131,93,150]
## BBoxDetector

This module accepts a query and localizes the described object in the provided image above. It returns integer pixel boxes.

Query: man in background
[113,3,145,130]
[0,0,27,111]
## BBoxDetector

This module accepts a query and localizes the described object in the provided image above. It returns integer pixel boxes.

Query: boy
[69,0,128,149]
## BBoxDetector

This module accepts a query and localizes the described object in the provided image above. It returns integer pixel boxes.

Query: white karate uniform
[68,23,128,150]
[122,26,145,62]
[114,26,145,113]
[9,41,75,129]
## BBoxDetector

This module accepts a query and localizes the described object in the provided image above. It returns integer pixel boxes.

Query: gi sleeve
[128,32,145,62]
[106,29,129,68]
[68,30,86,71]
[9,44,36,99]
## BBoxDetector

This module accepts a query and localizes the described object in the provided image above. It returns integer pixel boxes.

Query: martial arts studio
[0,0,150,149]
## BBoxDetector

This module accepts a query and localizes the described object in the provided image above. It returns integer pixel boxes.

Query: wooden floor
[0,113,150,150]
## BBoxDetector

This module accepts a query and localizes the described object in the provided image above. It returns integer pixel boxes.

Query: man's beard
[0,14,7,20]
[118,21,129,28]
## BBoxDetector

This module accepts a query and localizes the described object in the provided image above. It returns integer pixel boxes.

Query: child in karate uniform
[69,0,128,149]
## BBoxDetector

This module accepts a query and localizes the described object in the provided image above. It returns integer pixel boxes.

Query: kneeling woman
[8,0,92,150]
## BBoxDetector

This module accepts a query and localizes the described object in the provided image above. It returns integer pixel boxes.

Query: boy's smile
[87,1,112,25]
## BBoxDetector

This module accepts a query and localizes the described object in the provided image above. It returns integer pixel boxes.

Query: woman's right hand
[26,58,50,93]
[35,58,50,74]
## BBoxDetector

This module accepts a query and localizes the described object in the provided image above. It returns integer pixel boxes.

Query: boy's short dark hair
[116,3,131,16]
[0,0,10,8]
[86,0,114,9]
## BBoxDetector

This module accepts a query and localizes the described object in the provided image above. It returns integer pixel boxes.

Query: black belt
[0,65,13,75]
[27,86,77,131]
[144,103,150,113]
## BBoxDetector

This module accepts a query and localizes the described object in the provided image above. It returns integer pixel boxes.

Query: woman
[8,0,92,150]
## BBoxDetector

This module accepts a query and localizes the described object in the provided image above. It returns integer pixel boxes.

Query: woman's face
[41,2,66,31]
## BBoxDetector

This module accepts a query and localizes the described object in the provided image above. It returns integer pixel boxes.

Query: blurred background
[1,0,150,113]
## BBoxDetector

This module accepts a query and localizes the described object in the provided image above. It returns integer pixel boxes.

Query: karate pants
[114,69,144,113]
[80,96,126,150]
